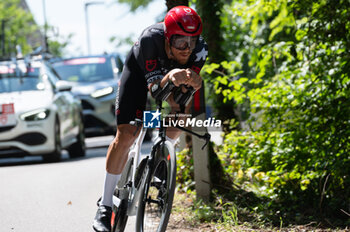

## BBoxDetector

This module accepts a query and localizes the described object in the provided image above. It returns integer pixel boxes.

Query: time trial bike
[111,97,210,232]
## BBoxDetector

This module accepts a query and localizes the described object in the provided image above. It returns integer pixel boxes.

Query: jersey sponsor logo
[191,65,201,74]
[136,109,143,119]
[146,75,163,85]
[145,70,161,78]
[146,59,157,72]
[150,28,161,34]
[195,48,208,62]
[184,8,192,14]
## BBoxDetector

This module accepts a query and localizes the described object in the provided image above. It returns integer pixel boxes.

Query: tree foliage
[195,0,238,129]
[47,32,73,57]
[115,0,189,11]
[0,0,40,57]
[115,0,154,11]
[203,0,350,225]
[0,0,71,58]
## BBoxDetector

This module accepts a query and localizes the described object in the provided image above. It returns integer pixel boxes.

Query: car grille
[0,132,47,146]
[81,100,95,110]
[0,125,16,133]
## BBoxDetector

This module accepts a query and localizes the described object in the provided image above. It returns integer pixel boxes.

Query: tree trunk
[165,0,188,11]
[196,0,236,131]
[195,0,225,63]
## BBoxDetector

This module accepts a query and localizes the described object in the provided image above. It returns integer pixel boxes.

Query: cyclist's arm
[159,68,202,91]
[148,68,201,108]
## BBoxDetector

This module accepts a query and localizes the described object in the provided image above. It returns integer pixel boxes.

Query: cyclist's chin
[174,54,190,65]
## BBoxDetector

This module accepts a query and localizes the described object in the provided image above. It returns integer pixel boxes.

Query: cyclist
[93,6,208,232]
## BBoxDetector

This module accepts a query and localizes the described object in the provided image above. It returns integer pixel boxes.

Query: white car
[0,57,85,162]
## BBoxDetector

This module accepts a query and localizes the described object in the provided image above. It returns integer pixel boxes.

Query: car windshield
[53,57,114,83]
[0,66,44,93]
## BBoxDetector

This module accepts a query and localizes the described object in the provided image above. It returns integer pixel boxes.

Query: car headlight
[20,109,50,121]
[91,87,114,98]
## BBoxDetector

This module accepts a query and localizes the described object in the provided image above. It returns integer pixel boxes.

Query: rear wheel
[42,118,61,162]
[136,143,176,232]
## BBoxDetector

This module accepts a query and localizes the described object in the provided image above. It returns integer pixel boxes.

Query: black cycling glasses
[170,35,198,51]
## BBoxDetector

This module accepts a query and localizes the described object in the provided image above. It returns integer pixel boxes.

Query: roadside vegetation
[0,0,71,58]
[173,0,350,230]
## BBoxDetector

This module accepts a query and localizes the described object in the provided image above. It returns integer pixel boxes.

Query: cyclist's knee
[114,124,139,148]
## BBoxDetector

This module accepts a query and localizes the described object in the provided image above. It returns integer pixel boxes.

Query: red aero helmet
[164,6,203,42]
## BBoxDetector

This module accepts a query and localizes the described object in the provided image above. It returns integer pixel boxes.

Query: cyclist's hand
[186,68,202,91]
[168,69,189,87]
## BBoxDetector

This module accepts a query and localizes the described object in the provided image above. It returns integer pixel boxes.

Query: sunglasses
[170,35,198,51]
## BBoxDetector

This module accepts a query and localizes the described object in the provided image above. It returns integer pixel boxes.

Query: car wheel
[42,118,62,162]
[68,116,86,158]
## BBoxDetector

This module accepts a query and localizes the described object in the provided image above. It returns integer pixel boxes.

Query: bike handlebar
[129,91,211,150]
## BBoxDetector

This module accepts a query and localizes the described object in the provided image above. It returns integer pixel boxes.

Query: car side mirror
[56,80,72,92]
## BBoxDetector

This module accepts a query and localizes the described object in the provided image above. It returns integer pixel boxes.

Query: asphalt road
[0,135,152,232]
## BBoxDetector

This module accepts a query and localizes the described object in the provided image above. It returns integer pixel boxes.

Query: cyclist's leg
[100,124,139,208]
[101,49,148,203]
[94,50,147,232]
[105,124,140,174]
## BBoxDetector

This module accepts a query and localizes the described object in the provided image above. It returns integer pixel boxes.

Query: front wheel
[136,143,176,232]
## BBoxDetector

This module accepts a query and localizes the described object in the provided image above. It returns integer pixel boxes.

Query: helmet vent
[177,22,201,34]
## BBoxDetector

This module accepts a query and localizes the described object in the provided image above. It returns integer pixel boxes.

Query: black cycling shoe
[93,205,112,232]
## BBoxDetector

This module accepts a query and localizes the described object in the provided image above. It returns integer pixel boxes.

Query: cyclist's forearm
[160,72,171,88]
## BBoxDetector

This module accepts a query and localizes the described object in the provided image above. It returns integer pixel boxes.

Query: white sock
[100,172,121,207]
[166,136,177,146]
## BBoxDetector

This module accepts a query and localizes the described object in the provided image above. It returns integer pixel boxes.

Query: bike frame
[112,100,210,231]
[112,126,146,216]
[112,120,176,217]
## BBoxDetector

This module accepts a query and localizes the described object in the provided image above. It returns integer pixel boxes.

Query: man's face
[170,35,198,65]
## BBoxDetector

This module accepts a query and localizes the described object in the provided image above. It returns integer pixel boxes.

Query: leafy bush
[201,0,350,226]
[176,148,195,193]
